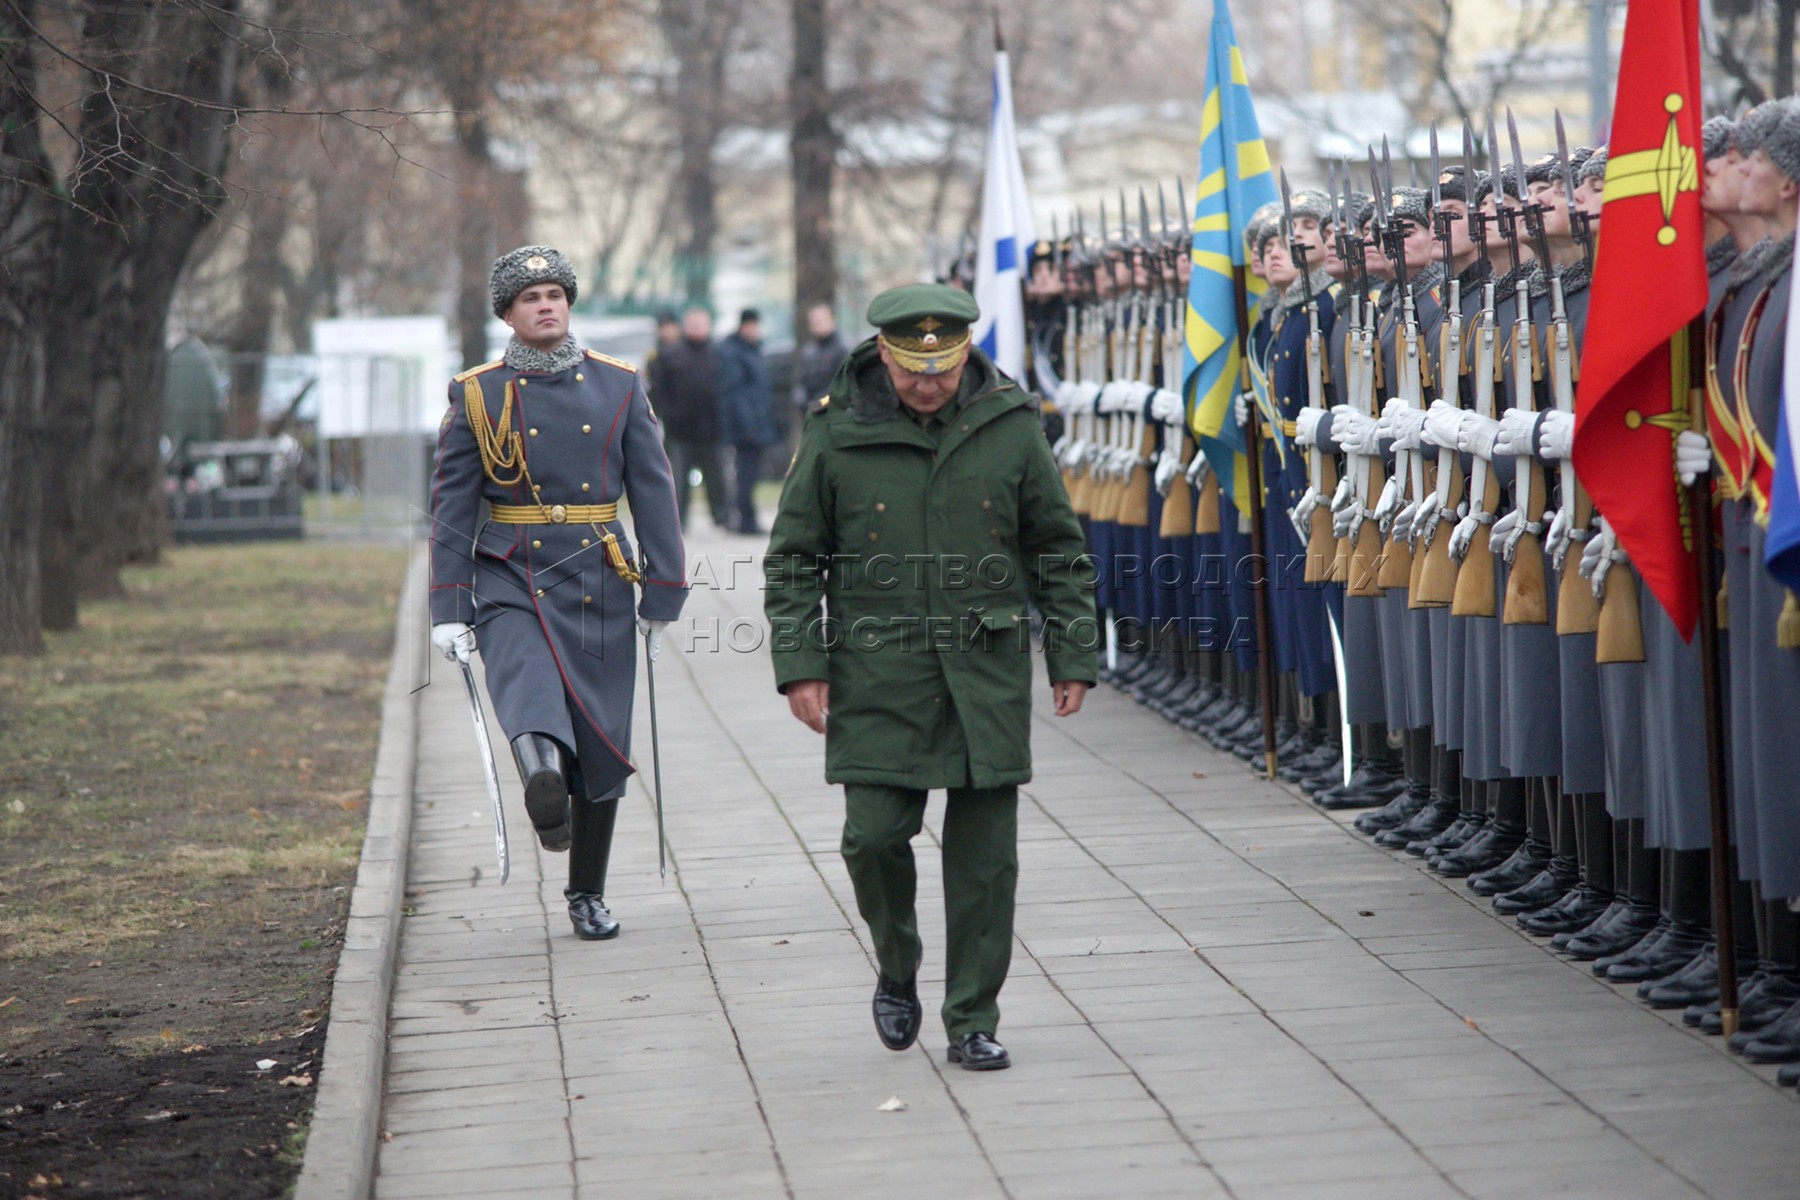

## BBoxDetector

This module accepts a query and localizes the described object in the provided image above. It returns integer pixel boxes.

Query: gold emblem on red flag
[1602,94,1698,246]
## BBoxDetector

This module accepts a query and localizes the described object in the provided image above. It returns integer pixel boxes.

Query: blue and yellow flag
[1182,0,1278,510]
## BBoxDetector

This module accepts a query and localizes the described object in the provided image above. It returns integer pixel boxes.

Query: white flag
[971,49,1035,382]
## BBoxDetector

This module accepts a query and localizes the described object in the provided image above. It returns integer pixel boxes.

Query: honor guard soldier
[429,245,690,940]
[765,283,1098,1071]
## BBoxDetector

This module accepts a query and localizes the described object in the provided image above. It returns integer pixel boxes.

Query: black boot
[1493,857,1578,915]
[564,797,621,940]
[1601,921,1710,983]
[511,734,571,852]
[1565,903,1662,962]
[1520,884,1612,936]
[1468,838,1553,897]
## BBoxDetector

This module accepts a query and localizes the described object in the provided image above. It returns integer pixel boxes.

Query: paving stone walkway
[372,526,1798,1200]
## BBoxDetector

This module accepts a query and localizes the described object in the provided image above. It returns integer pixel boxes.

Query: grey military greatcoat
[429,350,690,798]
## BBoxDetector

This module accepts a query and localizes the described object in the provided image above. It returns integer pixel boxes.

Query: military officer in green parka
[765,283,1099,1071]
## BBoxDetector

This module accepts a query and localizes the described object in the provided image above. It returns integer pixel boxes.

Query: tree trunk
[665,0,732,303]
[1777,0,1797,100]
[453,86,497,371]
[790,0,837,316]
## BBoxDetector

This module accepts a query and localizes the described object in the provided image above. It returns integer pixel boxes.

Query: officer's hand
[431,622,475,664]
[1153,450,1182,495]
[1544,507,1573,570]
[1332,405,1380,455]
[1332,499,1358,540]
[1494,408,1536,457]
[1422,400,1463,450]
[1291,487,1321,539]
[1490,509,1523,560]
[1234,391,1252,428]
[1294,407,1326,448]
[1051,680,1088,717]
[637,616,670,663]
[787,679,830,734]
[1414,491,1441,535]
[1330,475,1354,513]
[1373,476,1402,526]
[1537,410,1575,461]
[1676,429,1712,487]
[1391,499,1419,544]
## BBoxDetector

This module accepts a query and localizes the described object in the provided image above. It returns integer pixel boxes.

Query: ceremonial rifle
[1501,108,1550,625]
[1342,148,1389,597]
[1280,169,1338,582]
[1551,110,1600,634]
[1376,138,1426,592]
[1451,112,1510,617]
[1415,124,1464,606]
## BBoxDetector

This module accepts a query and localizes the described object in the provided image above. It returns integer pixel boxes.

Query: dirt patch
[0,540,408,1199]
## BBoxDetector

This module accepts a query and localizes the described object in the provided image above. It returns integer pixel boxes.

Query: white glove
[1234,391,1252,428]
[1295,407,1327,447]
[1291,487,1321,538]
[1070,381,1102,414]
[1544,507,1573,570]
[1332,405,1381,454]
[1676,429,1712,487]
[1494,408,1537,457]
[1457,411,1502,458]
[1154,449,1182,495]
[1381,400,1426,451]
[1061,438,1089,470]
[1330,475,1355,513]
[1490,509,1523,560]
[1414,491,1441,536]
[1333,498,1358,539]
[1580,518,1626,598]
[1373,476,1402,526]
[638,616,670,662]
[1098,381,1132,414]
[1186,450,1211,485]
[1422,400,1464,450]
[1448,512,1479,562]
[1149,387,1185,425]
[1391,499,1419,543]
[1054,379,1079,410]
[431,622,475,663]
[1537,410,1575,461]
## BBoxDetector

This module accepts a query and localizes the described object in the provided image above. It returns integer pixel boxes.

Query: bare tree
[791,0,837,314]
[1709,0,1800,108]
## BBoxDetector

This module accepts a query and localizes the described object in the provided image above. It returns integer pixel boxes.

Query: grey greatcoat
[430,350,690,798]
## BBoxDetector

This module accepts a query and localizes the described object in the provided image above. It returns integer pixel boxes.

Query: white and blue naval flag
[971,48,1036,383]
[1768,261,1800,593]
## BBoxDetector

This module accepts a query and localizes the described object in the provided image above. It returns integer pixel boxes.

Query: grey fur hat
[1288,188,1332,225]
[1434,165,1485,205]
[1525,153,1562,187]
[1758,98,1800,185]
[1733,101,1779,156]
[1475,165,1522,206]
[1386,186,1429,227]
[1247,200,1283,256]
[490,244,580,318]
[1703,116,1736,162]
[1579,146,1608,184]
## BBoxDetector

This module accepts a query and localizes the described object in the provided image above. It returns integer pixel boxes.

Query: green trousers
[840,783,1018,1039]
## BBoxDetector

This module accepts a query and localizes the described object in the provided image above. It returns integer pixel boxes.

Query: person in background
[716,308,779,535]
[646,305,729,531]
[794,302,851,410]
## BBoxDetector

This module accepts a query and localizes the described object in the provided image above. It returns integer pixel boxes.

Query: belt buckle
[550,504,568,524]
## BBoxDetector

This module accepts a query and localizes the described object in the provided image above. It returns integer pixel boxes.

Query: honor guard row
[1024,97,1800,1086]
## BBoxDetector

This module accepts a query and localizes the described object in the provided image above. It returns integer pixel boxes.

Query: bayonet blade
[1486,110,1503,195]
[1280,167,1295,241]
[1429,125,1443,210]
[1506,107,1528,201]
[1555,109,1579,207]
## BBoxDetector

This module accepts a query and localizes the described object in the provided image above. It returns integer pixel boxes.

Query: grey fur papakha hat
[490,245,580,318]
[1703,116,1736,162]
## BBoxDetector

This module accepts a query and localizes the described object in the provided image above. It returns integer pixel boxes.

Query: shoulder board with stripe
[452,360,503,383]
[584,348,639,374]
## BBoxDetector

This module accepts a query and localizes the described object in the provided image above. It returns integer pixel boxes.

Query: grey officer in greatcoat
[429,246,690,940]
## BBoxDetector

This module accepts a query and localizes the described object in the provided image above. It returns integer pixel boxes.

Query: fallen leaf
[143,1110,179,1122]
[160,1028,177,1043]
[65,996,94,1005]
[1191,771,1207,780]
[5,798,24,815]
[0,996,17,1010]
[381,1130,395,1142]
[277,1073,313,1087]
[771,939,790,945]
[88,961,102,969]
[1464,1017,1480,1031]
[877,1095,908,1112]
[182,1044,209,1054]
[255,1059,278,1071]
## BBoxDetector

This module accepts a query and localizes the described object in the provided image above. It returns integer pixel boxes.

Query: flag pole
[1231,263,1280,780]
[1686,314,1738,1036]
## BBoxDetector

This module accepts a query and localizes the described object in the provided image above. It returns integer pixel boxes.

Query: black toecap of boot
[565,797,621,940]
[511,733,572,852]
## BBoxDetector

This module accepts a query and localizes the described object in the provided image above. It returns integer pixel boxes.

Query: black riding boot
[566,796,621,940]
[511,733,571,852]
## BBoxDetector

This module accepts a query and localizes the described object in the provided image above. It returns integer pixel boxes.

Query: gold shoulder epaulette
[453,360,503,384]
[584,348,639,374]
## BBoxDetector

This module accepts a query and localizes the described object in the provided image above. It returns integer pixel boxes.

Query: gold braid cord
[464,376,642,585]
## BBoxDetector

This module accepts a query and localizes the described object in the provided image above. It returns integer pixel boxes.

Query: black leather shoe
[566,891,620,940]
[1601,921,1710,983]
[947,1031,1010,1070]
[1520,885,1612,936]
[1416,813,1483,860]
[1353,786,1430,836]
[1779,1063,1800,1088]
[1741,1003,1800,1063]
[1468,839,1552,897]
[1491,860,1577,915]
[1703,970,1800,1035]
[873,974,922,1051]
[1434,825,1524,879]
[1565,903,1661,961]
[1641,945,1750,1009]
[511,733,571,852]
[1376,794,1458,848]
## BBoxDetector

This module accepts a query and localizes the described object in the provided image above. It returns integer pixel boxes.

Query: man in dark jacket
[793,302,851,409]
[646,306,728,530]
[716,308,779,534]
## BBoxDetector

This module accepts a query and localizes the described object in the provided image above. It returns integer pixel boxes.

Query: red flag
[1573,0,1708,638]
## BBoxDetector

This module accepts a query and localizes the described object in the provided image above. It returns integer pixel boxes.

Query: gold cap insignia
[922,332,940,347]
[918,316,943,333]
[526,254,550,270]
[1439,172,1455,185]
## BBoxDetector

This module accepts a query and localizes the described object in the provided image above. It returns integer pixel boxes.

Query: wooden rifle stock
[1595,563,1645,663]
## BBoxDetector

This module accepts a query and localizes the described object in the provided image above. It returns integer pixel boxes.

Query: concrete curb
[295,546,426,1200]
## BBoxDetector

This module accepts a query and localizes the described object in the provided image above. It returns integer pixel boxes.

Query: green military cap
[867,283,980,374]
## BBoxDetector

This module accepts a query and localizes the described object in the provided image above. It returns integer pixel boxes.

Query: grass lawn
[0,539,408,1196]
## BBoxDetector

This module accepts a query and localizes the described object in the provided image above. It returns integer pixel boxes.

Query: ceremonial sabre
[457,657,510,885]
[645,630,668,882]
